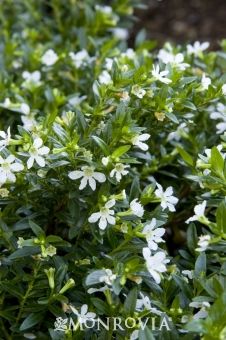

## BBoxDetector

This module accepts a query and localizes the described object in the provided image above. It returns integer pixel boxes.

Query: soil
[132,0,226,49]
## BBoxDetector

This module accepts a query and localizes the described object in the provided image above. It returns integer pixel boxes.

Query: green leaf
[29,221,45,238]
[165,112,179,124]
[124,287,137,315]
[216,200,226,234]
[194,253,206,279]
[138,327,155,340]
[8,246,40,260]
[91,135,109,156]
[183,100,197,111]
[211,146,225,178]
[112,145,131,158]
[177,146,194,166]
[20,312,44,331]
[187,223,198,254]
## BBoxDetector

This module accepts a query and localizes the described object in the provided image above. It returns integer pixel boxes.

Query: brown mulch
[132,0,226,49]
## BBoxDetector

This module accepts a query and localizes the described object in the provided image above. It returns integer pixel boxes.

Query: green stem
[15,262,41,326]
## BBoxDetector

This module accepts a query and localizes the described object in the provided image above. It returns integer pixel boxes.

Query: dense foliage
[0,1,226,339]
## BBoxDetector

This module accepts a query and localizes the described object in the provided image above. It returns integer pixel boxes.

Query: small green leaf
[20,313,44,331]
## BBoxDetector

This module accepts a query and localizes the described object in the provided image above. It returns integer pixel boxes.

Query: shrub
[0,1,226,339]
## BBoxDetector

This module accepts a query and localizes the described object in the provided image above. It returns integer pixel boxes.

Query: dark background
[132,0,226,48]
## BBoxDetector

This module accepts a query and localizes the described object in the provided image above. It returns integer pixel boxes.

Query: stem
[0,318,11,340]
[15,262,41,326]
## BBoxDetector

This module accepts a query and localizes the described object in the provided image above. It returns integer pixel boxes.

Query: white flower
[151,64,172,84]
[101,157,109,166]
[136,292,152,311]
[98,70,112,85]
[187,41,209,56]
[22,70,41,84]
[87,285,109,294]
[158,50,189,70]
[69,50,92,68]
[0,155,24,185]
[27,138,50,169]
[20,103,30,115]
[182,270,194,280]
[112,27,129,40]
[155,183,178,212]
[70,304,96,324]
[99,269,116,285]
[41,49,58,66]
[130,198,144,217]
[136,292,162,315]
[143,248,169,284]
[120,91,130,102]
[68,166,106,191]
[210,103,226,134]
[95,5,112,14]
[142,218,165,250]
[17,237,25,249]
[110,163,129,182]
[167,122,188,141]
[222,84,226,95]
[196,235,211,252]
[201,73,211,90]
[105,58,114,70]
[88,199,116,230]
[0,127,11,151]
[189,301,210,319]
[131,133,150,151]
[131,85,146,98]
[186,200,207,224]
[2,98,11,108]
[121,48,135,59]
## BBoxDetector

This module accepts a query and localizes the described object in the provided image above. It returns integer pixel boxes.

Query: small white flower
[186,200,207,224]
[70,304,96,324]
[201,73,211,90]
[112,27,129,40]
[22,70,41,84]
[189,301,210,319]
[17,237,25,249]
[131,133,150,151]
[105,58,114,70]
[95,5,112,14]
[3,98,11,108]
[136,292,152,311]
[187,41,209,56]
[99,269,116,285]
[131,85,146,99]
[151,64,172,84]
[0,155,24,185]
[136,292,162,315]
[155,183,178,212]
[210,103,226,134]
[196,234,211,252]
[143,247,169,284]
[110,163,129,182]
[0,127,11,151]
[68,166,106,191]
[130,198,144,217]
[158,50,189,70]
[20,103,30,115]
[182,270,194,280]
[121,48,135,59]
[142,218,165,250]
[27,138,50,169]
[41,49,58,66]
[88,199,116,230]
[98,70,112,85]
[69,50,92,68]
[222,84,226,95]
[101,157,109,166]
[87,285,109,294]
[120,91,130,102]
